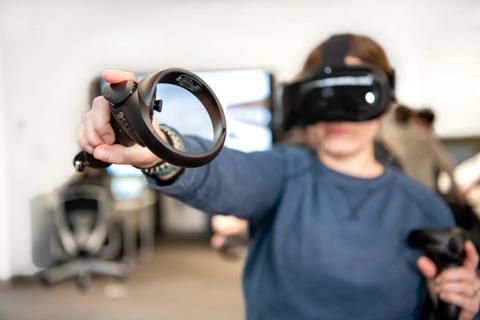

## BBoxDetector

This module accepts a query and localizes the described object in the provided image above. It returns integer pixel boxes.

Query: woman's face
[306,56,381,157]
[307,119,380,157]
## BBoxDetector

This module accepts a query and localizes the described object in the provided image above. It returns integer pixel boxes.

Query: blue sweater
[146,137,455,320]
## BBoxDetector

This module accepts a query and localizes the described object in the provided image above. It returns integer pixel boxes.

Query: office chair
[40,185,130,290]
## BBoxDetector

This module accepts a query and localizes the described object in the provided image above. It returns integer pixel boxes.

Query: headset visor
[282,65,392,128]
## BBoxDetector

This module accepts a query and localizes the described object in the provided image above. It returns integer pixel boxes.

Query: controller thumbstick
[102,80,137,105]
[449,239,461,255]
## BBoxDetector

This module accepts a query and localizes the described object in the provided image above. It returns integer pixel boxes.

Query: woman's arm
[145,136,288,221]
[77,69,287,222]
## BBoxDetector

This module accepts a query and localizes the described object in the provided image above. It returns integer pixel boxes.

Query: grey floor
[0,241,245,320]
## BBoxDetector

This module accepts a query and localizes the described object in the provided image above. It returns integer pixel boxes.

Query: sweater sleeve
[145,136,287,221]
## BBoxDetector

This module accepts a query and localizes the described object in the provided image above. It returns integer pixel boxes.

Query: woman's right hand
[76,69,163,168]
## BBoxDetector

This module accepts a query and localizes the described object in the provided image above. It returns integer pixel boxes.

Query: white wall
[1,0,479,278]
[0,2,11,280]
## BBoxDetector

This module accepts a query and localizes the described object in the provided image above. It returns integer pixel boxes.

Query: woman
[77,34,480,319]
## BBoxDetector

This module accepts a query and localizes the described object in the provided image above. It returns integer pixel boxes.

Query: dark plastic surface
[73,151,110,171]
[408,227,468,320]
[282,64,393,129]
[74,68,226,171]
[102,80,136,106]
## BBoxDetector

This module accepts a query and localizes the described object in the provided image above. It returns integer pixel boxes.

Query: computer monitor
[102,68,274,179]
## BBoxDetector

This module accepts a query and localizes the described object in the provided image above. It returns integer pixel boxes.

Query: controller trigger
[448,237,465,255]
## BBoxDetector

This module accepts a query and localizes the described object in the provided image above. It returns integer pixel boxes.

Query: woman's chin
[321,142,359,157]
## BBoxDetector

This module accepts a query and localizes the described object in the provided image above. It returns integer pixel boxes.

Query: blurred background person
[382,104,460,196]
[210,215,249,259]
[455,153,480,215]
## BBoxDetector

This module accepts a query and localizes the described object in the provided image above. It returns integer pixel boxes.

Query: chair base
[40,258,130,290]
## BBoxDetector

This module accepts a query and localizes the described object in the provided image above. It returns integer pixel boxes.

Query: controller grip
[408,228,467,320]
[437,299,460,320]
[73,119,135,172]
[73,151,111,172]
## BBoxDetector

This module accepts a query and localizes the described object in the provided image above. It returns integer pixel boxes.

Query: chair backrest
[53,185,111,257]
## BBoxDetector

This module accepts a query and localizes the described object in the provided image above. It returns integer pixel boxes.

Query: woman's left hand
[417,240,480,320]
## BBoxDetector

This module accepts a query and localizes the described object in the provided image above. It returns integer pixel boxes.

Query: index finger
[102,69,137,84]
[90,96,115,143]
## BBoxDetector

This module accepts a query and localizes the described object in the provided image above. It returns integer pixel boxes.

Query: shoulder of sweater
[388,167,453,224]
[272,143,316,177]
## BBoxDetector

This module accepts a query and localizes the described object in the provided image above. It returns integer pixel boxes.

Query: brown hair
[416,108,435,126]
[394,104,413,125]
[302,34,393,75]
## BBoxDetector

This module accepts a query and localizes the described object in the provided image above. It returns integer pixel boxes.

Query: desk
[111,185,157,266]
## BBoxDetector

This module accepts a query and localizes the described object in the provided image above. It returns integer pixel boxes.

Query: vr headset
[282,34,396,129]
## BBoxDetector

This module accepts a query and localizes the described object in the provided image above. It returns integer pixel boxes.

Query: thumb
[102,69,137,84]
[93,143,159,167]
[417,256,438,279]
[463,240,479,271]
